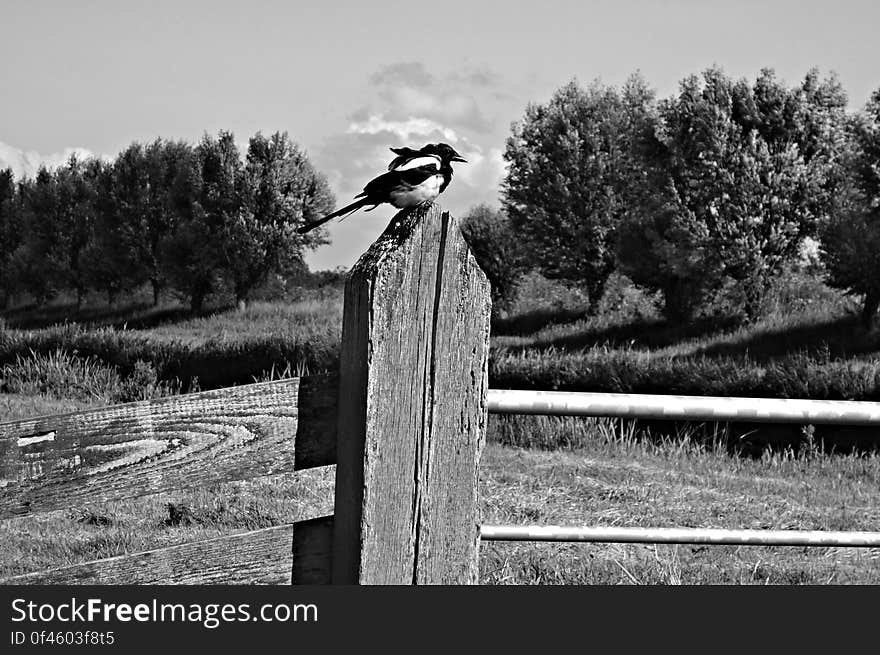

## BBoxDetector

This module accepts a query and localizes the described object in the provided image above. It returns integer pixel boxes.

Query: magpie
[296,143,466,234]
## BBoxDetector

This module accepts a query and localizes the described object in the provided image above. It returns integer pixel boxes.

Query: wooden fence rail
[2,202,879,586]
[0,376,337,519]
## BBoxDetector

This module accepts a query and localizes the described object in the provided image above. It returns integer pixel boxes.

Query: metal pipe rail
[487,389,880,426]
[480,525,880,547]
[483,391,880,552]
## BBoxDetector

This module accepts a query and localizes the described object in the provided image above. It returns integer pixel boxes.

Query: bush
[460,204,528,312]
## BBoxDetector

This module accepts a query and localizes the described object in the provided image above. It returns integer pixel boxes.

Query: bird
[296,143,466,234]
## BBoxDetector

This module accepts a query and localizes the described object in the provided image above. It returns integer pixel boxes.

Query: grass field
[3,271,880,584]
[481,417,880,584]
[3,417,879,583]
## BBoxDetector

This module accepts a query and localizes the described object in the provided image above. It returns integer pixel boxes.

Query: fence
[2,203,879,585]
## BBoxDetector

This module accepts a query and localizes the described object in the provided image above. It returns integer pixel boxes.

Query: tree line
[0,131,334,312]
[4,68,878,326]
[465,67,880,327]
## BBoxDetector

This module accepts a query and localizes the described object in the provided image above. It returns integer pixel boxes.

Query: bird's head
[388,143,467,170]
[428,143,467,164]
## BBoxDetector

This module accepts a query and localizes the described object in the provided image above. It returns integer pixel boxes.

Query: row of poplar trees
[491,67,880,326]
[0,131,334,311]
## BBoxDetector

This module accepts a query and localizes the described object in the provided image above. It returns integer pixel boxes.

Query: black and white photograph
[2,0,880,606]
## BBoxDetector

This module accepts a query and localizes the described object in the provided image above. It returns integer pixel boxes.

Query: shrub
[460,204,528,313]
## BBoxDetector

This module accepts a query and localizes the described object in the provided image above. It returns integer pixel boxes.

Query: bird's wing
[358,165,441,200]
[388,148,440,171]
[388,147,421,170]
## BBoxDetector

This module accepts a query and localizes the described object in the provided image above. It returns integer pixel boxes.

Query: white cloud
[369,62,436,88]
[347,116,459,143]
[0,141,108,180]
[378,86,490,131]
[454,146,508,193]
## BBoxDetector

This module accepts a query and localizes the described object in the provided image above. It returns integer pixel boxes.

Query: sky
[2,0,879,270]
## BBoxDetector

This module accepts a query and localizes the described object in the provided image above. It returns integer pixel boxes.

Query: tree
[822,88,880,327]
[81,159,136,305]
[503,75,655,311]
[53,155,103,310]
[618,67,848,321]
[160,208,222,313]
[111,139,196,305]
[822,189,880,327]
[460,204,527,312]
[0,168,19,308]
[15,167,62,303]
[161,131,244,312]
[225,131,333,308]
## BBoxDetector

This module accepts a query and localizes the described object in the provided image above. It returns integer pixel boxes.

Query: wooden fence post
[332,203,491,584]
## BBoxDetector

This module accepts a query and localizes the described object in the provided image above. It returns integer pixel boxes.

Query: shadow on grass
[498,313,743,352]
[554,315,742,351]
[490,414,880,459]
[693,314,880,363]
[1,299,235,331]
[492,306,590,337]
[632,419,880,458]
[496,305,880,363]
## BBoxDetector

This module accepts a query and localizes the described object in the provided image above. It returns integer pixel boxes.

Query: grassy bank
[493,272,880,400]
[1,299,342,395]
[4,271,879,405]
[4,271,880,454]
[492,306,880,399]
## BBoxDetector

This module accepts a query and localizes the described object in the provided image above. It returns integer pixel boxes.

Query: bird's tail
[297,197,371,234]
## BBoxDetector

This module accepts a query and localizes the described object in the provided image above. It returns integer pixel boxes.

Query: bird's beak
[451,155,467,163]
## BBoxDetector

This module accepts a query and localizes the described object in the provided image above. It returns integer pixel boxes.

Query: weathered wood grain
[332,203,491,584]
[291,515,334,585]
[0,524,297,585]
[0,375,337,519]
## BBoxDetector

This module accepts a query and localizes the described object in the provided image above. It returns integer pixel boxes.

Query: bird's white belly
[389,174,443,208]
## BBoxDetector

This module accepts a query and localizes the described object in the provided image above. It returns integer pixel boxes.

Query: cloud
[367,62,493,131]
[454,146,508,193]
[448,66,506,88]
[0,141,108,180]
[373,80,494,134]
[369,62,436,88]
[347,116,459,142]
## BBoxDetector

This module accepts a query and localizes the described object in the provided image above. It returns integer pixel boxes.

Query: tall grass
[0,298,342,393]
[1,349,180,403]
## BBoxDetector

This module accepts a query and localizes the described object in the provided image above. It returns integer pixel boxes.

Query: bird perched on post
[296,143,466,234]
